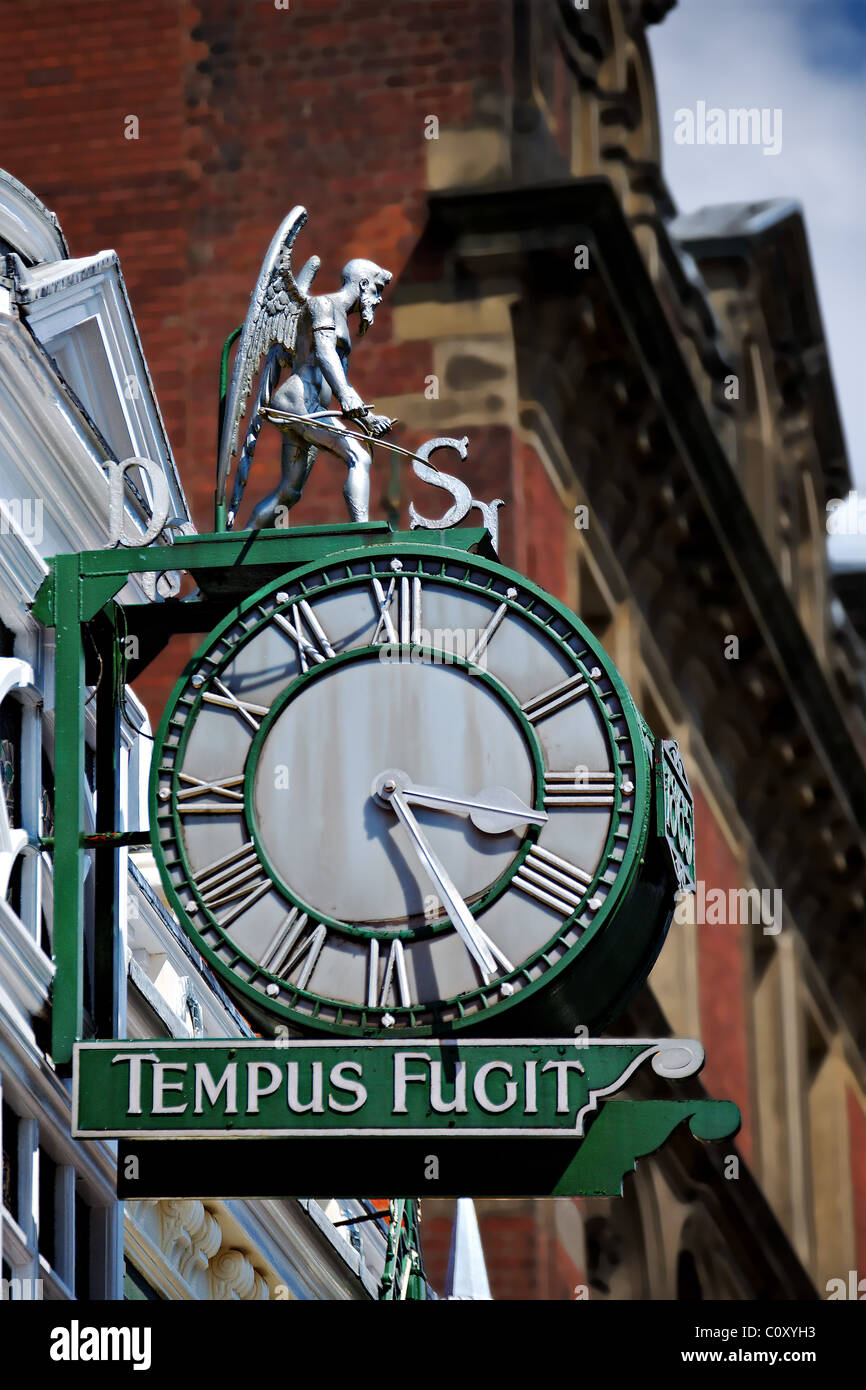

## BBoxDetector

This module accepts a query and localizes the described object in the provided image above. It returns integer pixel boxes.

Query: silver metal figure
[217,206,393,528]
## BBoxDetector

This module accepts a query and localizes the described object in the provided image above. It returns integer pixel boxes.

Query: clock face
[150,546,652,1035]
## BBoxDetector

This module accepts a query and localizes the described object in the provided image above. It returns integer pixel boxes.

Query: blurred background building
[0,0,863,1299]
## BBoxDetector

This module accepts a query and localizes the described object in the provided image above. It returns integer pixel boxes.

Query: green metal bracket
[40,831,151,851]
[552,1098,741,1197]
[32,524,496,626]
[379,1198,428,1301]
[216,324,243,533]
[35,524,497,1067]
[52,552,86,1064]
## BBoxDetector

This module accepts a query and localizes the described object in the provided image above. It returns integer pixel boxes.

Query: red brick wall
[418,1207,452,1296]
[693,784,754,1165]
[421,1200,584,1301]
[0,0,514,714]
[518,440,568,596]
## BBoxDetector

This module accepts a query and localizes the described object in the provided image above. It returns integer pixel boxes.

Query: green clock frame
[148,542,678,1039]
[34,522,690,1063]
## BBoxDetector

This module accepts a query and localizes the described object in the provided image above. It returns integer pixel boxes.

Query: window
[47,316,137,464]
[1,1099,18,1219]
[38,1146,57,1270]
[0,679,22,919]
[75,1194,91,1300]
[0,1087,105,1300]
[124,1259,162,1302]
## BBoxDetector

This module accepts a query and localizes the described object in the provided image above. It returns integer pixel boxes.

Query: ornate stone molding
[127,1198,275,1300]
[159,1200,223,1284]
[210,1249,269,1301]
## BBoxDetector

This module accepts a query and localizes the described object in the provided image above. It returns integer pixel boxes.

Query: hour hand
[400,782,548,835]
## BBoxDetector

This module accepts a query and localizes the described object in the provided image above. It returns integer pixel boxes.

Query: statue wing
[216,206,320,509]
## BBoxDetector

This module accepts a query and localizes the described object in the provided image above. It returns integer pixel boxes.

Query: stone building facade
[0,0,863,1299]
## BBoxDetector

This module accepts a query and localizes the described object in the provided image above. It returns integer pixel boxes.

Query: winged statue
[215,205,394,529]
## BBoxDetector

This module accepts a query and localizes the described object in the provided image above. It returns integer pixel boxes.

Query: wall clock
[150,543,681,1037]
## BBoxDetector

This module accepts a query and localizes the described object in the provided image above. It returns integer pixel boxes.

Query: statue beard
[358,290,377,336]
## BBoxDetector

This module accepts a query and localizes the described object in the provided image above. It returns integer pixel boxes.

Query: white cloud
[649,0,866,572]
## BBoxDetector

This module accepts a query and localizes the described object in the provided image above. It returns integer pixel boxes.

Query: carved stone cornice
[210,1248,269,1301]
[126,1198,277,1301]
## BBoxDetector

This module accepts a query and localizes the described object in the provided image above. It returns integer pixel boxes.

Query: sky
[648,0,866,569]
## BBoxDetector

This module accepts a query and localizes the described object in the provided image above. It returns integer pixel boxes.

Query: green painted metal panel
[34,526,495,625]
[52,553,86,1064]
[553,1099,742,1196]
[73,1038,728,1141]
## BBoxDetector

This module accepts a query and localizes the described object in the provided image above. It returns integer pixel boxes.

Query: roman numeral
[200,678,269,731]
[274,599,335,672]
[371,573,422,645]
[176,772,246,815]
[543,771,615,808]
[521,672,589,724]
[368,937,412,1008]
[468,923,514,979]
[512,845,592,918]
[279,923,327,990]
[260,906,309,974]
[371,577,398,643]
[193,841,271,928]
[261,908,326,989]
[467,602,508,665]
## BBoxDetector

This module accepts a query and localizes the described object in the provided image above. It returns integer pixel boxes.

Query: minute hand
[402,783,548,835]
[387,787,498,981]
